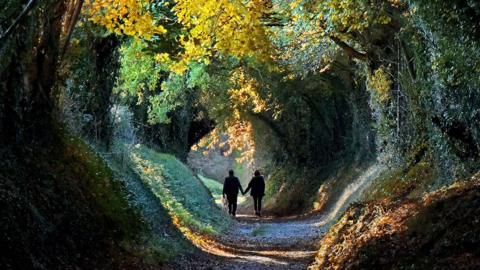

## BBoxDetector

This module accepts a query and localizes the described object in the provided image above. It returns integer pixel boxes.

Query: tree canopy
[80,0,402,160]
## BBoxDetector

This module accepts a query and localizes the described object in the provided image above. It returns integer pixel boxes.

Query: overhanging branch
[329,36,368,61]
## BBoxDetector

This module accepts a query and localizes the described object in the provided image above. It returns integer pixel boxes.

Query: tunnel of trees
[1,0,480,269]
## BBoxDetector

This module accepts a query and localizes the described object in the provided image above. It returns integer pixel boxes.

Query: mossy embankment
[361,156,438,201]
[309,166,480,270]
[198,174,224,203]
[263,157,376,217]
[0,128,158,269]
[125,144,231,236]
[103,152,199,263]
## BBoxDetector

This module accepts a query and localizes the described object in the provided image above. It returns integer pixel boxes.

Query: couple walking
[222,169,265,217]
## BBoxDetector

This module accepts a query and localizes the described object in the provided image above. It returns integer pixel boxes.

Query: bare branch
[60,0,84,59]
[263,22,369,62]
[262,23,285,27]
[0,0,37,42]
[399,39,416,81]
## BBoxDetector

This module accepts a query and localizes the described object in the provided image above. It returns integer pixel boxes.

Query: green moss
[198,174,223,205]
[124,235,175,263]
[58,132,196,263]
[104,154,195,261]
[362,157,438,201]
[1,125,173,268]
[59,133,143,241]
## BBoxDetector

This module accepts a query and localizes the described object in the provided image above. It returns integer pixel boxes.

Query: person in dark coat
[243,170,265,217]
[222,170,244,216]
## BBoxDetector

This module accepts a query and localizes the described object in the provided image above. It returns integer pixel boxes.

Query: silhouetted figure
[244,170,265,217]
[222,170,244,216]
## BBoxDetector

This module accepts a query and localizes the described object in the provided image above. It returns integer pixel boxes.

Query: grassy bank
[104,153,198,263]
[197,174,247,206]
[127,145,231,235]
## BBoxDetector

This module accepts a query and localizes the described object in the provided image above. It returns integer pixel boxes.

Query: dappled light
[1,0,480,269]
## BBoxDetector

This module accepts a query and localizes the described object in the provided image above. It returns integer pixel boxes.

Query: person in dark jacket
[243,170,265,217]
[222,170,244,216]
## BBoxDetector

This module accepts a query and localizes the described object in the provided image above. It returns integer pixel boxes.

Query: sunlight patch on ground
[190,234,315,266]
[314,163,386,226]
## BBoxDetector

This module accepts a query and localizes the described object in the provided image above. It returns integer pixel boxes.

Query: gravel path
[169,164,386,269]
[170,209,329,270]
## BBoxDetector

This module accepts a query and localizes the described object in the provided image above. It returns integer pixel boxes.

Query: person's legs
[252,196,263,216]
[228,202,233,215]
[227,195,232,215]
[257,196,263,216]
[231,196,237,216]
[253,196,261,215]
[227,195,237,216]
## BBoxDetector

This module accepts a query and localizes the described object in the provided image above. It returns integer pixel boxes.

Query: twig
[0,0,37,42]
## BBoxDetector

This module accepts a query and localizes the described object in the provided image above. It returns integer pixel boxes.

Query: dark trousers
[253,196,263,212]
[226,195,237,216]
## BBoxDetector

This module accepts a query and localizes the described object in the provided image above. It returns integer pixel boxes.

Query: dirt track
[171,208,328,270]
[170,164,385,269]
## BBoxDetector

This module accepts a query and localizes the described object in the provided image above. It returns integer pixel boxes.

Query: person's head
[229,170,234,176]
[254,170,260,177]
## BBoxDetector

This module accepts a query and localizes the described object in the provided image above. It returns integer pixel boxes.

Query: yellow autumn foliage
[197,120,256,164]
[228,68,268,115]
[84,0,166,40]
[85,0,273,73]
[170,0,272,73]
[368,65,392,104]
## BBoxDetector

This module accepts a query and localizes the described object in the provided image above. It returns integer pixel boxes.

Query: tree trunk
[0,0,67,147]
